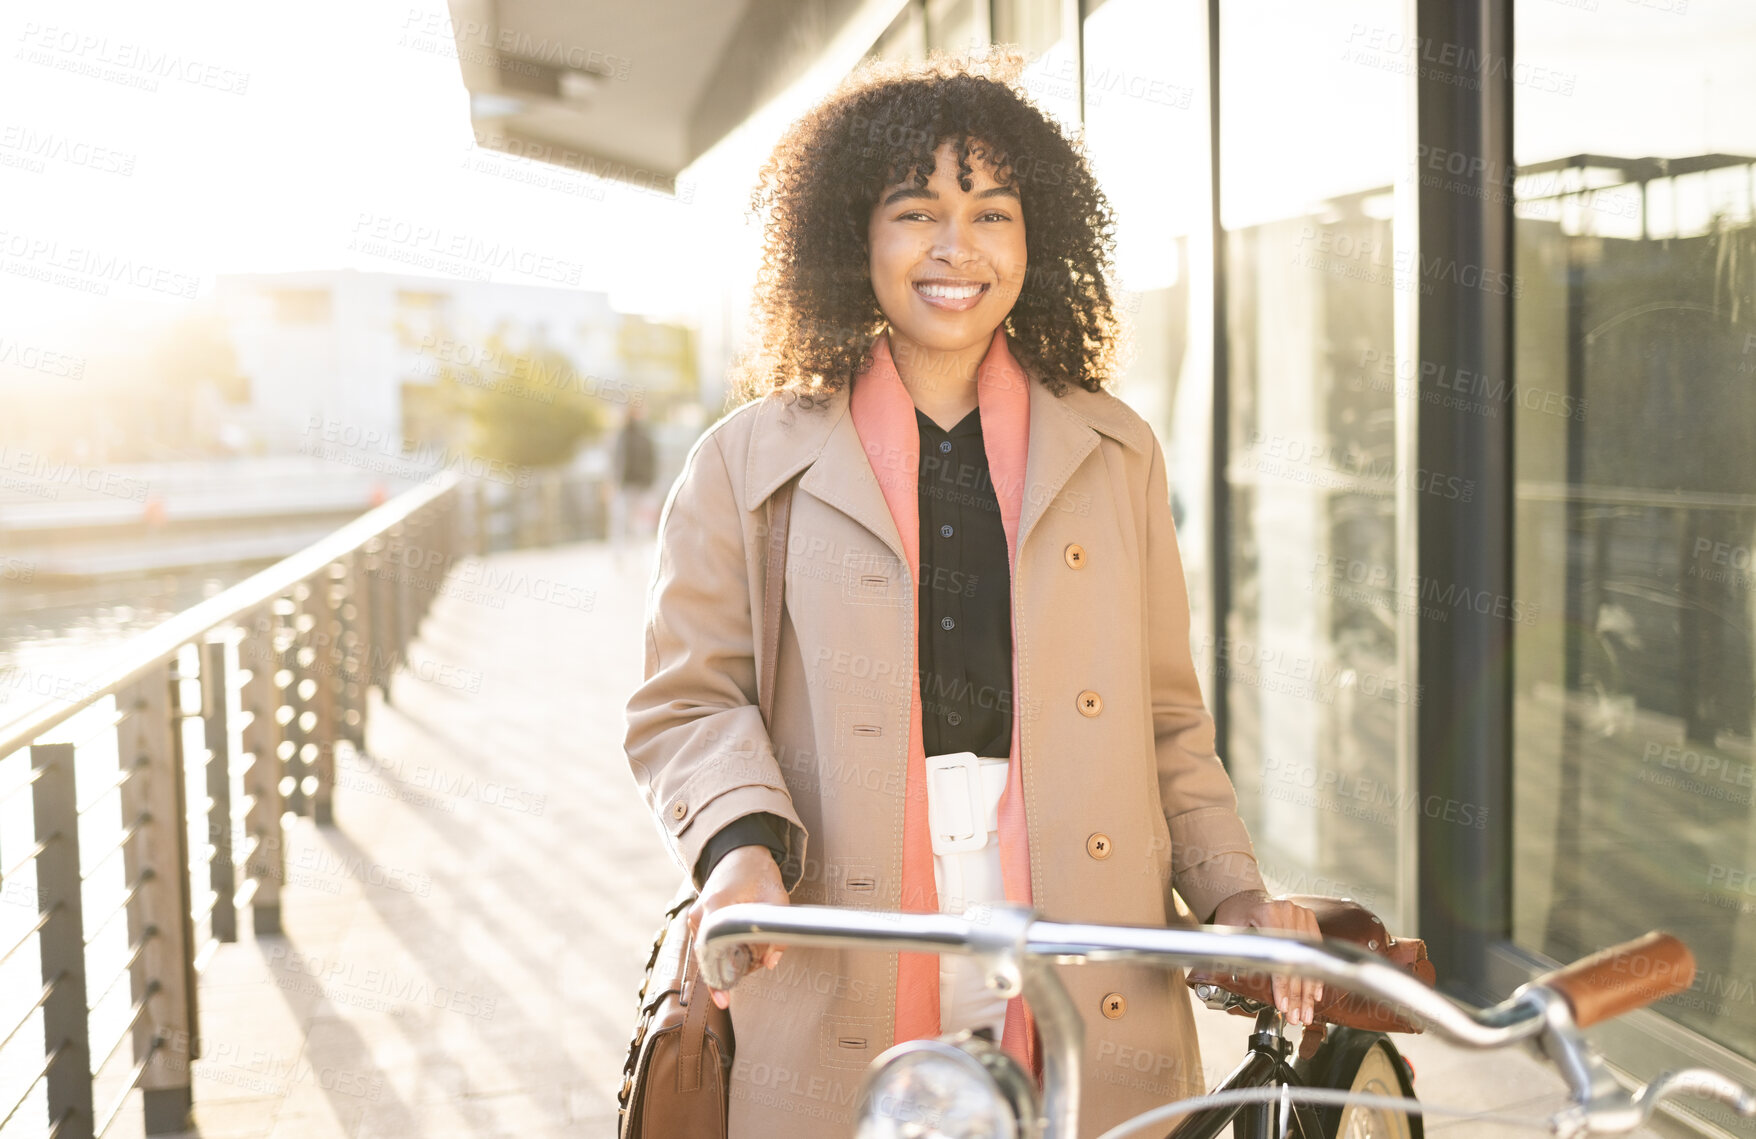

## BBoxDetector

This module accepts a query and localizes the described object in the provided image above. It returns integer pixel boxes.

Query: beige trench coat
[624,370,1267,1138]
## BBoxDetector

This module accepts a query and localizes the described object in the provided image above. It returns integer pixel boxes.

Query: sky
[0,0,703,349]
[5,0,1753,362]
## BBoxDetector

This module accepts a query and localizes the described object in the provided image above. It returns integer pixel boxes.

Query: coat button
[1077,690,1103,717]
[671,801,688,821]
[1086,833,1113,860]
[1064,544,1087,569]
[1101,992,1127,1020]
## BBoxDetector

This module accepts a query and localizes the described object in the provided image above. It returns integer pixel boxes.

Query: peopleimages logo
[348,213,584,286]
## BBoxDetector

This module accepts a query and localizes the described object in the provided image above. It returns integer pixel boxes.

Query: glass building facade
[859,0,1756,1125]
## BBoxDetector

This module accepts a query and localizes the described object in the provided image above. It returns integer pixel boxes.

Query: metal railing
[0,472,465,1138]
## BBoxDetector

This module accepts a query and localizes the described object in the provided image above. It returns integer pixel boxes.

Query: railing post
[310,564,343,825]
[117,666,197,1133]
[237,609,285,935]
[283,588,312,817]
[362,538,389,700]
[473,476,491,555]
[341,550,369,751]
[541,470,561,546]
[391,525,412,686]
[199,638,237,943]
[33,742,95,1139]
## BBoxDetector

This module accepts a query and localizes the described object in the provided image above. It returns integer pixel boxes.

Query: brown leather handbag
[618,475,799,1139]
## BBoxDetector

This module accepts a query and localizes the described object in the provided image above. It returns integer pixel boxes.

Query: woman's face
[866,137,1026,364]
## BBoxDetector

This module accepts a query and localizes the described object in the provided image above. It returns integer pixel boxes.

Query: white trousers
[925,751,1013,1039]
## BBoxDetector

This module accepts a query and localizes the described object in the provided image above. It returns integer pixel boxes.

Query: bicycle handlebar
[698,903,1755,1137]
[698,902,1544,1047]
[1533,931,1696,1028]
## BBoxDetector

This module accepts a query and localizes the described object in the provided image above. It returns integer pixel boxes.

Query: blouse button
[1101,992,1128,1020]
[1086,833,1113,860]
[947,711,963,726]
[940,524,954,538]
[939,440,952,453]
[1065,544,1087,569]
[1077,690,1103,717]
[941,617,956,631]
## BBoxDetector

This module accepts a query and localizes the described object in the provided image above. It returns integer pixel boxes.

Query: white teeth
[915,282,984,300]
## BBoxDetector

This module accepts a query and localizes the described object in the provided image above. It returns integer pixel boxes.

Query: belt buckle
[924,751,987,854]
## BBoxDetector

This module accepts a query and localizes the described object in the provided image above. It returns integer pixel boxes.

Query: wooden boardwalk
[94,539,1666,1139]
[99,541,676,1138]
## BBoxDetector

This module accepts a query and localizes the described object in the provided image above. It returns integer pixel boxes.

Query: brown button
[1101,992,1127,1020]
[1064,543,1087,569]
[1077,690,1103,717]
[671,801,688,820]
[1086,833,1113,860]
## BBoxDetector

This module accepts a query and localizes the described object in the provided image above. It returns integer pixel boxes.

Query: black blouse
[693,405,1016,885]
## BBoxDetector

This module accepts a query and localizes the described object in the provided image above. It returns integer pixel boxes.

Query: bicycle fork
[1166,1010,1323,1139]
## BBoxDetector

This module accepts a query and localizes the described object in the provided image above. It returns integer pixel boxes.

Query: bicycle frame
[699,901,1756,1139]
[1167,1009,1323,1139]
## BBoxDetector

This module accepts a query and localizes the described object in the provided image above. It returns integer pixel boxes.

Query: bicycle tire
[1294,1028,1422,1139]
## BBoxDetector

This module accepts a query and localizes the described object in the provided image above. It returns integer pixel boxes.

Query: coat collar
[743,340,1151,564]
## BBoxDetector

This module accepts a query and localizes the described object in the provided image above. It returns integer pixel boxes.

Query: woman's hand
[1210,890,1326,1026]
[688,845,791,1010]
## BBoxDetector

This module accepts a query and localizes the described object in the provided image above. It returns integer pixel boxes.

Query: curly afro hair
[730,47,1121,405]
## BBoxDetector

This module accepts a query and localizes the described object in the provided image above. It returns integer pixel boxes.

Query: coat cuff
[693,812,788,889]
[1169,806,1267,923]
[664,782,807,892]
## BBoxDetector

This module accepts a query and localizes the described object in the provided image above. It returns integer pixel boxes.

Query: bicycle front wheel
[1296,1027,1422,1139]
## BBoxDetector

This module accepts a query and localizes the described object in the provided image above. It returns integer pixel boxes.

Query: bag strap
[676,929,710,1092]
[758,476,798,731]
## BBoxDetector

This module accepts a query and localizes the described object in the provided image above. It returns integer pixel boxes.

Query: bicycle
[700,899,1756,1139]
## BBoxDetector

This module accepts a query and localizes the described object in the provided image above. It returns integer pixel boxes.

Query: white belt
[925,750,1012,1039]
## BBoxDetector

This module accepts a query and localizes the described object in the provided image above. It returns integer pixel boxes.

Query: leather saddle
[1184,895,1435,1036]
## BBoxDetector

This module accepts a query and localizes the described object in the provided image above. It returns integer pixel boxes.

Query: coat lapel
[1017,378,1097,555]
[743,384,910,565]
[742,346,1153,567]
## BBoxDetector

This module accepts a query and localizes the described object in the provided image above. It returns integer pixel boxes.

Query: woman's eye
[978,211,1011,222]
[898,210,931,221]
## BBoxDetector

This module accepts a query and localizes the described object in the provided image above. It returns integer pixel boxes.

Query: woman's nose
[928,214,982,266]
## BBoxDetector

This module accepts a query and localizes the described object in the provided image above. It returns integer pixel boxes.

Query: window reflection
[1512,0,1756,1063]
[1216,0,1412,926]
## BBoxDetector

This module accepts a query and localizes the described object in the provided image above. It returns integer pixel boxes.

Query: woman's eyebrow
[879,183,1021,207]
[881,186,935,206]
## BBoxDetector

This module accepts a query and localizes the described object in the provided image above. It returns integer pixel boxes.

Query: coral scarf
[849,326,1038,1075]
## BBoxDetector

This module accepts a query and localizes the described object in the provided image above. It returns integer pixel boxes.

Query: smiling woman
[730,50,1122,403]
[625,46,1318,1139]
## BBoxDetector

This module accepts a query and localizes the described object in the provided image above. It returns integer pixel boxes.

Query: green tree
[433,329,605,468]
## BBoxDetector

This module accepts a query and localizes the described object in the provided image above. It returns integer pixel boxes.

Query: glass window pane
[1082,0,1213,647]
[1217,0,1412,926]
[1512,1,1756,1062]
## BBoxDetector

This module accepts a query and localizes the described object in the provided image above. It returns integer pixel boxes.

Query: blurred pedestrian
[611,403,659,563]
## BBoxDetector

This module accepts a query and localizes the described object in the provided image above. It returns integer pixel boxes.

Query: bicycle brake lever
[1551,1067,1756,1137]
[1632,1068,1756,1122]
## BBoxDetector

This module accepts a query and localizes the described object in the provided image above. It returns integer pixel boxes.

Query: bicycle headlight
[854,1032,1039,1139]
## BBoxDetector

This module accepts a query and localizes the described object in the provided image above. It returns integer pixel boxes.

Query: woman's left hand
[1210,890,1326,1025]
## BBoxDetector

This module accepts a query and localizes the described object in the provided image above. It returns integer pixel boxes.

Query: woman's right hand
[688,844,790,1009]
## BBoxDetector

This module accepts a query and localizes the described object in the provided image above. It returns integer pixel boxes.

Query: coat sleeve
[624,428,808,890]
[1143,432,1267,922]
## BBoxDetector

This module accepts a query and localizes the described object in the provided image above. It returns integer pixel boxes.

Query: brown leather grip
[1537,931,1696,1027]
